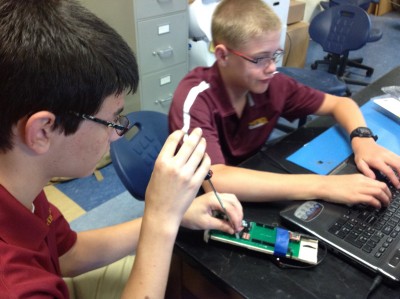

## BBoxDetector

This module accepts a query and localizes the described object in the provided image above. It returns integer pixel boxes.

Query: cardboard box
[368,0,393,15]
[283,21,310,68]
[287,0,306,25]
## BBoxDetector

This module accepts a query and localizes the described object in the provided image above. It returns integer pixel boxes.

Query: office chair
[110,110,169,201]
[277,67,349,96]
[309,4,379,87]
[313,1,382,80]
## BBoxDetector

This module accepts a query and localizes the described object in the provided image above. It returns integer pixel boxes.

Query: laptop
[280,184,400,283]
[280,99,400,283]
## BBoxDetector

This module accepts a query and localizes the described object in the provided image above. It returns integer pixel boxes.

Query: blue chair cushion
[368,27,383,43]
[278,67,348,96]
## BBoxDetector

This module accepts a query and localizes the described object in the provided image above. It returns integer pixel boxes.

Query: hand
[352,138,400,188]
[322,174,391,209]
[181,191,244,235]
[144,128,210,228]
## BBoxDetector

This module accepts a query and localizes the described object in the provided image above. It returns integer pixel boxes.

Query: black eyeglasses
[72,112,130,136]
[228,47,284,68]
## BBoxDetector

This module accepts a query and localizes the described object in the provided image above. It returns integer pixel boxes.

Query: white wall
[304,0,324,22]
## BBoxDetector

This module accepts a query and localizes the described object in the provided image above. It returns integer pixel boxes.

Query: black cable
[365,275,383,299]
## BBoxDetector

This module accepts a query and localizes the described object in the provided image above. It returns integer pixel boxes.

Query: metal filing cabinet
[79,0,189,114]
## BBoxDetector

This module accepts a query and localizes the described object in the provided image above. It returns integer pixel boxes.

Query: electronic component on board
[204,220,319,265]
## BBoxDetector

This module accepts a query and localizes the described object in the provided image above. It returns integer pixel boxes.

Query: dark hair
[0,0,139,152]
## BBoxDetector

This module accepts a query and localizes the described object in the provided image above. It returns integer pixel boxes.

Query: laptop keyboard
[328,183,400,258]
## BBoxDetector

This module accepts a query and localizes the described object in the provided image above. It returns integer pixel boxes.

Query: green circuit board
[204,220,318,265]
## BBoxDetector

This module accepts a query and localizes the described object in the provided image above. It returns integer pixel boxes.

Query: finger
[223,200,244,231]
[190,151,211,183]
[368,176,392,198]
[176,128,204,164]
[209,193,243,232]
[357,157,400,189]
[380,165,400,188]
[159,129,207,179]
[158,130,185,159]
[389,160,400,181]
[208,217,236,235]
[362,197,382,209]
[372,190,391,208]
[356,159,376,180]
[358,185,391,208]
[173,130,209,180]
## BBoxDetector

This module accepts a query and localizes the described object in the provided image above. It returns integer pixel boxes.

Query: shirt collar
[0,185,50,250]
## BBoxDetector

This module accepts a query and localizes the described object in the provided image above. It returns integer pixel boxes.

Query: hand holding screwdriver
[205,170,240,238]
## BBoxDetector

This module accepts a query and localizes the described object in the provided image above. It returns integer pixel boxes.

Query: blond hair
[211,0,282,48]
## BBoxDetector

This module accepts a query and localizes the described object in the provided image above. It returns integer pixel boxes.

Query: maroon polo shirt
[169,63,325,165]
[0,185,77,298]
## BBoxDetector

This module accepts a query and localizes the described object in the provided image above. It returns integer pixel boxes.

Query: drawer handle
[157,0,172,2]
[153,47,173,59]
[155,95,173,105]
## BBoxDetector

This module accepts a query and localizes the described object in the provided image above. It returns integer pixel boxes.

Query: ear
[24,111,57,154]
[214,44,230,66]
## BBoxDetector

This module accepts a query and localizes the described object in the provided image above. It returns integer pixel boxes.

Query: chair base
[346,59,374,77]
[339,73,370,87]
[311,54,374,77]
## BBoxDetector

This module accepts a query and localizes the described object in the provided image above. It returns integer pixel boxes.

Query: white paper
[373,96,400,119]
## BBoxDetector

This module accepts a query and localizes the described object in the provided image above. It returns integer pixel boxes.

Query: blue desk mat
[286,99,400,175]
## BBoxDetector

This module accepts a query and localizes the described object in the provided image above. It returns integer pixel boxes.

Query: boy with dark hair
[169,0,400,208]
[0,0,243,297]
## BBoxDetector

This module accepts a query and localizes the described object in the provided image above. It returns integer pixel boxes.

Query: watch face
[350,127,377,141]
[358,127,372,136]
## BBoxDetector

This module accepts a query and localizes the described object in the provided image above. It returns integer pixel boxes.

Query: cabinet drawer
[137,12,188,74]
[140,63,188,113]
[135,0,187,20]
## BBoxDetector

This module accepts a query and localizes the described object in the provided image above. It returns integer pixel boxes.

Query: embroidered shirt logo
[248,117,268,129]
[47,208,53,226]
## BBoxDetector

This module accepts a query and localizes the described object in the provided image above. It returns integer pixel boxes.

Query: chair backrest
[309,4,371,56]
[329,0,372,10]
[326,0,383,43]
[110,110,169,201]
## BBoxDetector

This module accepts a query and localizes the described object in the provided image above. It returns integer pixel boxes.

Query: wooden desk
[167,67,400,299]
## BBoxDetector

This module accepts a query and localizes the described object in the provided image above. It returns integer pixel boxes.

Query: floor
[46,9,400,230]
[45,164,145,232]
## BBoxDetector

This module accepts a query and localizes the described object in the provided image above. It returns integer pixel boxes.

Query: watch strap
[350,127,378,141]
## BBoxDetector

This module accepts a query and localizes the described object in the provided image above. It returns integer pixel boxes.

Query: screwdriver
[205,170,240,239]
[183,132,239,238]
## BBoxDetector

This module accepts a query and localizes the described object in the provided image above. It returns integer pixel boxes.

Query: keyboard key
[382,225,394,235]
[362,245,373,253]
[366,240,377,248]
[344,235,363,248]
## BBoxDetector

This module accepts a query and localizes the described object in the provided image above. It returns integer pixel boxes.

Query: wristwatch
[350,127,378,141]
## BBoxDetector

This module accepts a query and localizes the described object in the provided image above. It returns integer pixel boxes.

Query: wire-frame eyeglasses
[72,112,130,136]
[228,47,284,68]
